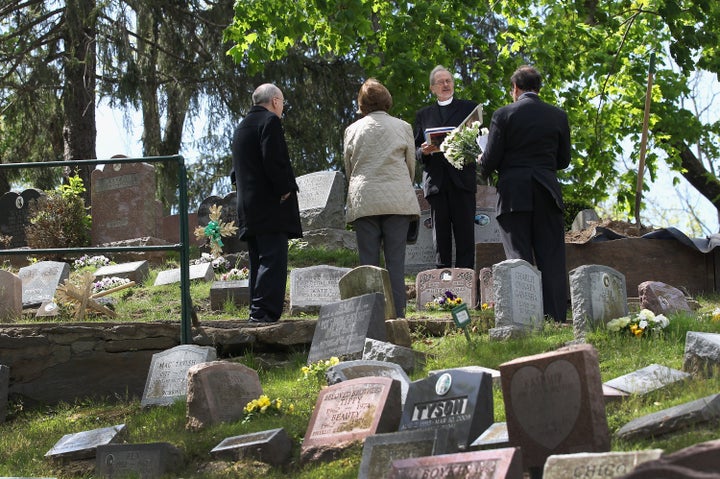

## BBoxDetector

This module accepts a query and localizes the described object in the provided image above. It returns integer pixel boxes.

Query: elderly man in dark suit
[479,65,571,322]
[414,65,478,269]
[232,83,303,323]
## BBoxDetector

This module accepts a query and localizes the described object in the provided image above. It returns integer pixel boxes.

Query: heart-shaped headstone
[509,359,582,450]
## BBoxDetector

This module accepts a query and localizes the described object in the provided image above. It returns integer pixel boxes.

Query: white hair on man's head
[252,83,281,105]
[429,65,451,86]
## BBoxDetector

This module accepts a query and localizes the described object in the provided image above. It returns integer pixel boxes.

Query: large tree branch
[677,142,720,211]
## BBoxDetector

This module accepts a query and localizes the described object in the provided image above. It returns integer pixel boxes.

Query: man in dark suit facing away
[232,83,303,323]
[479,65,571,322]
[414,65,478,269]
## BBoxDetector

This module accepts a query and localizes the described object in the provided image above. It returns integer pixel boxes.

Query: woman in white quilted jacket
[343,78,421,318]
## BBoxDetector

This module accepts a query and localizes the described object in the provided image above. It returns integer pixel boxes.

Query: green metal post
[177,157,192,344]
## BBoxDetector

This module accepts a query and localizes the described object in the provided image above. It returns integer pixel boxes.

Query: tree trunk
[62,0,97,206]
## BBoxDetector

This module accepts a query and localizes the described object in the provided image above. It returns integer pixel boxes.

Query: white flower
[637,309,655,321]
[638,319,649,330]
[654,314,669,328]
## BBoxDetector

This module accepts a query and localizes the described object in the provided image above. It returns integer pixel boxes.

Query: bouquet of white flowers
[440,121,488,170]
[606,309,670,337]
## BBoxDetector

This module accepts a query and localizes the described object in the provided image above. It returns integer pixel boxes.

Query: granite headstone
[96,442,183,479]
[604,364,690,396]
[45,424,127,461]
[490,259,544,338]
[300,376,401,463]
[307,293,387,364]
[296,171,346,230]
[570,265,628,336]
[93,260,149,284]
[683,331,720,378]
[499,343,610,471]
[210,428,293,466]
[91,162,163,245]
[388,447,523,479]
[290,265,351,314]
[18,261,70,307]
[326,359,412,407]
[358,428,456,479]
[638,280,692,315]
[415,268,477,311]
[141,345,217,407]
[0,189,43,248]
[543,450,663,479]
[399,369,494,450]
[185,361,262,430]
[153,262,214,286]
[209,280,249,310]
[339,265,396,320]
[0,270,22,322]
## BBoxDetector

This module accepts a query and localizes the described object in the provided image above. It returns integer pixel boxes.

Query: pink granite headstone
[389,447,523,479]
[638,281,692,315]
[415,268,477,310]
[300,376,401,463]
[91,162,163,245]
[499,343,610,473]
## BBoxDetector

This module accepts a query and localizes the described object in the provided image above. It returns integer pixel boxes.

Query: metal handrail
[0,155,193,344]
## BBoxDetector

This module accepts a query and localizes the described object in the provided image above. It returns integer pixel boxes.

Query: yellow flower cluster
[300,356,340,384]
[711,308,720,322]
[242,395,293,423]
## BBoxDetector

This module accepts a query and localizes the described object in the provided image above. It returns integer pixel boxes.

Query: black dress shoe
[248,315,278,323]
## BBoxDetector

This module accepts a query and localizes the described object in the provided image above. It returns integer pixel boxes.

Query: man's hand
[421,142,440,156]
[280,192,291,203]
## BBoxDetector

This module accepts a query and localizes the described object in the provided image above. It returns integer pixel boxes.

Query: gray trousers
[353,214,411,318]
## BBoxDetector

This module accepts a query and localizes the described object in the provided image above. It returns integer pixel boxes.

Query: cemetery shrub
[25,174,91,250]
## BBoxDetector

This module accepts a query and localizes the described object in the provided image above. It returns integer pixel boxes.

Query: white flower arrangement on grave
[73,254,111,270]
[440,121,488,170]
[91,276,131,294]
[220,267,249,281]
[606,309,670,338]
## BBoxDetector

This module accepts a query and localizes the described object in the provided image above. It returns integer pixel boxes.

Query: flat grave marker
[141,345,217,407]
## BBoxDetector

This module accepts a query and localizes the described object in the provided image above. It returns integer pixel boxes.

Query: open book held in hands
[424,126,455,147]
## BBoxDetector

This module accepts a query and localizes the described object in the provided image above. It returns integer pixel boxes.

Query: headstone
[614,439,720,478]
[141,345,217,407]
[95,442,183,479]
[358,428,456,479]
[18,261,70,307]
[388,447,524,479]
[363,338,426,375]
[35,301,61,318]
[570,265,628,336]
[0,189,43,248]
[604,364,690,396]
[153,262,214,286]
[399,369,493,450]
[209,280,249,310]
[571,208,600,232]
[490,259,544,339]
[307,293,387,364]
[290,265,351,314]
[210,428,293,466]
[684,331,720,378]
[385,318,413,348]
[499,343,610,471]
[326,359,412,407]
[300,376,401,463]
[339,265,396,320]
[196,193,245,253]
[638,281,692,315]
[0,270,22,322]
[470,422,510,449]
[93,260,149,284]
[615,393,720,441]
[473,208,504,244]
[429,365,501,387]
[415,268,477,311]
[91,162,163,245]
[478,267,494,307]
[543,450,663,479]
[0,364,9,423]
[295,171,346,230]
[185,361,262,430]
[45,424,127,461]
[404,212,437,275]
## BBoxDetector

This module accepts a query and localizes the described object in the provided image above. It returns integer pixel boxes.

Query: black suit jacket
[480,93,570,215]
[231,106,303,240]
[414,98,478,198]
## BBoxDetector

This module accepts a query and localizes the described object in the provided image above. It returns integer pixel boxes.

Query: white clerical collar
[437,97,453,106]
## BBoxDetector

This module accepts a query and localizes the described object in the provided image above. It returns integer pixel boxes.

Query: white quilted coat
[343,111,421,223]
